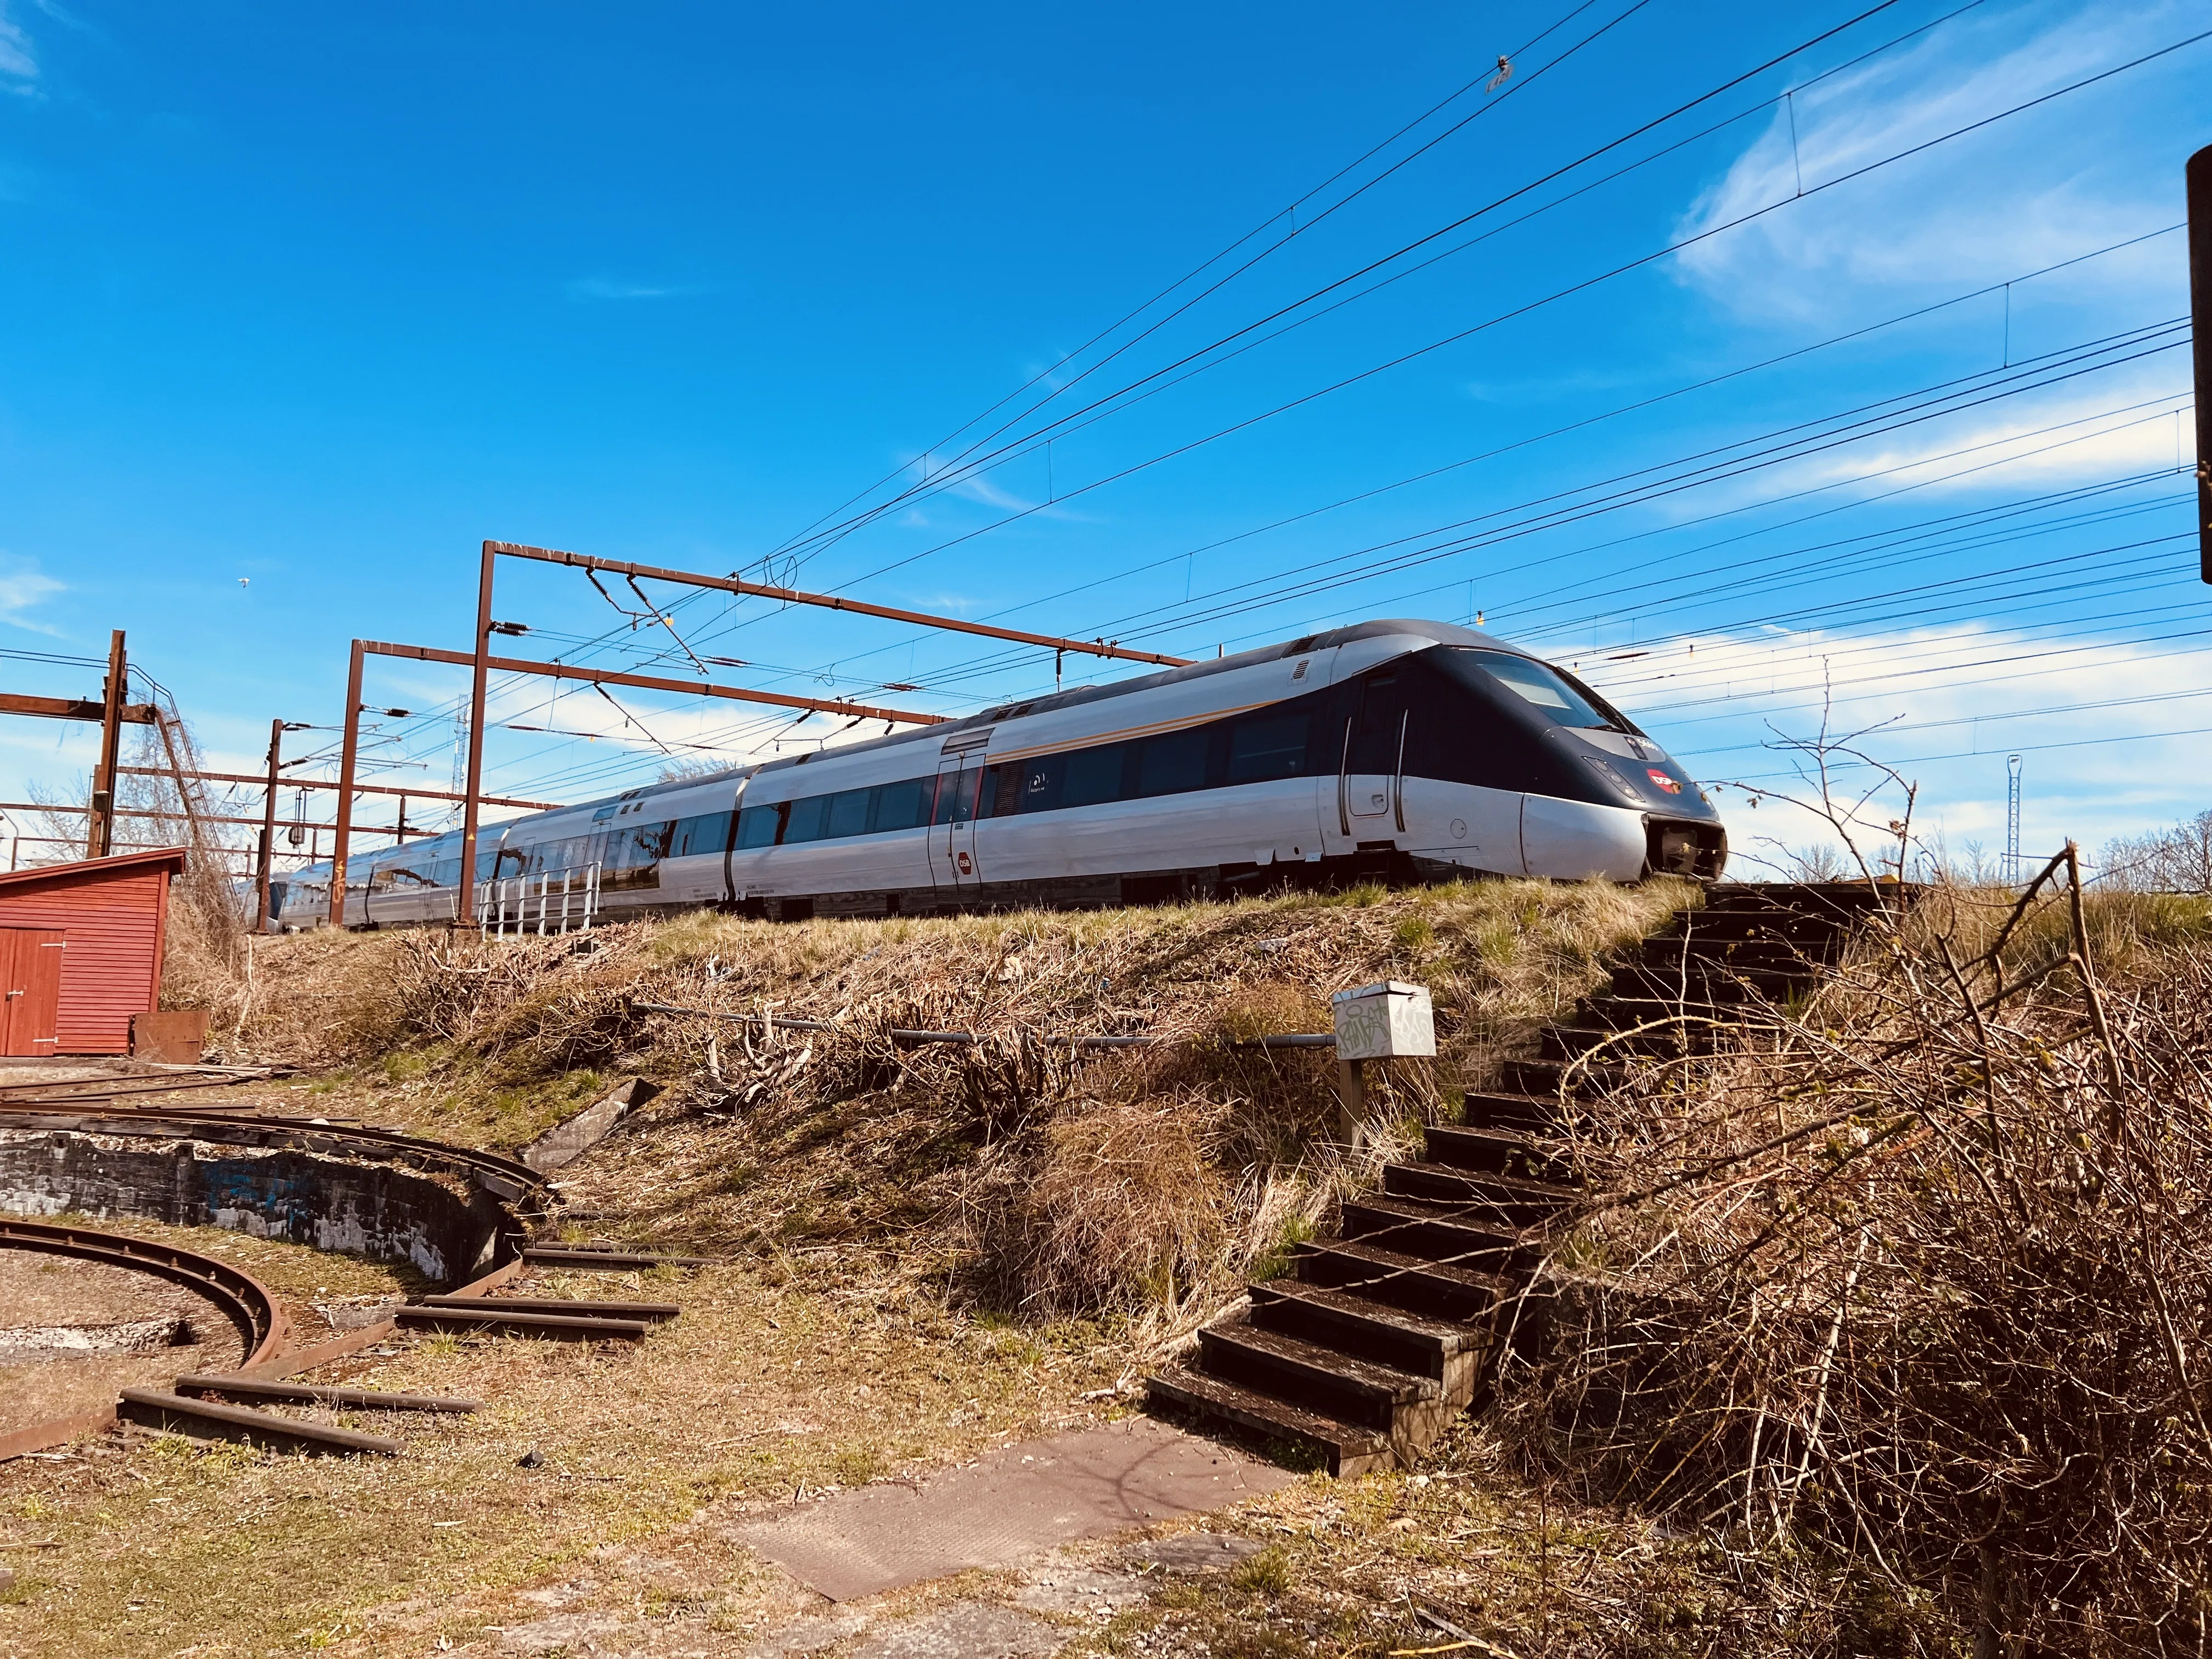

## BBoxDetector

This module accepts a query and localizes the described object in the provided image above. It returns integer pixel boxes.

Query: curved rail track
[0,1216,289,1459]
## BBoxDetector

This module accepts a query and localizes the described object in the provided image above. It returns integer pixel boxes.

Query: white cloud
[0,562,64,633]
[0,2,37,93]
[1588,617,2212,863]
[566,278,715,302]
[1739,370,2196,505]
[1672,1,2198,322]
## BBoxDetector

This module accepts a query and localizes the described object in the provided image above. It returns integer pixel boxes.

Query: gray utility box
[1330,979,1437,1062]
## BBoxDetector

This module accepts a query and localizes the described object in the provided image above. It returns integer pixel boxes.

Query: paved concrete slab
[849,1605,1059,1658]
[1126,1530,1268,1573]
[735,1415,1295,1602]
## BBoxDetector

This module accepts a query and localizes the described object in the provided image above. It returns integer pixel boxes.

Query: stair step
[1197,1311,1436,1431]
[1497,1056,1622,1098]
[1338,1193,1528,1271]
[1382,1161,1577,1221]
[1456,1090,1558,1131]
[1249,1280,1487,1381]
[1294,1238,1508,1323]
[1582,995,1739,1030]
[1423,1123,1571,1183]
[1145,1364,1392,1477]
[1606,963,1805,1003]
[1539,1023,1700,1062]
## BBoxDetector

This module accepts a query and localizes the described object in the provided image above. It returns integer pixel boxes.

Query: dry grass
[199,880,1686,1336]
[0,1233,1129,1659]
[1507,865,2212,1654]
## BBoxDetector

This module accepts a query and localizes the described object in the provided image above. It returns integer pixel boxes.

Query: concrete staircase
[1147,882,1894,1475]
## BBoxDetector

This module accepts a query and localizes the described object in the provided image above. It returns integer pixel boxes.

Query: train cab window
[1226,712,1310,784]
[783,795,831,844]
[736,805,780,848]
[826,789,872,840]
[672,811,732,859]
[872,777,931,834]
[1135,728,1208,798]
[1460,650,1621,730]
[1060,743,1127,809]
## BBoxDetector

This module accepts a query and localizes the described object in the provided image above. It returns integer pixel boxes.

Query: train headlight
[1580,753,1645,803]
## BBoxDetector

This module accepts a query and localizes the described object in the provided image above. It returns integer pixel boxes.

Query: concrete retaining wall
[0,1130,511,1288]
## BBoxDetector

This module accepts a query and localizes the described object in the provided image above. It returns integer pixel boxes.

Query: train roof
[743,617,1519,780]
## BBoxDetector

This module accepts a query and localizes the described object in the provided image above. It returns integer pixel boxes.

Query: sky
[0,0,2206,881]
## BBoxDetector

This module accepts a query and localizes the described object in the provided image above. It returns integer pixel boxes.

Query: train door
[0,929,63,1057]
[929,759,980,896]
[1338,667,1410,841]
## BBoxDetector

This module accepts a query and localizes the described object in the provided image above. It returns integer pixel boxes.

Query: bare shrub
[1513,851,2212,1652]
[2098,808,2212,894]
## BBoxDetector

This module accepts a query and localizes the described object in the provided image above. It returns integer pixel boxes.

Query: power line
[795,23,2209,597]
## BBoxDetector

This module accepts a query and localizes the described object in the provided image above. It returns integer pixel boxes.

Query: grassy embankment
[5,879,1714,1659]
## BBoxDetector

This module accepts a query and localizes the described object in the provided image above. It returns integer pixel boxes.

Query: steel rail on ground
[0,1217,288,1459]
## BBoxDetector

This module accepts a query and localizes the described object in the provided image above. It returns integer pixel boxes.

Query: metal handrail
[476,862,601,937]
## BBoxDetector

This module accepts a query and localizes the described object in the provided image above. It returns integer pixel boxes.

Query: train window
[614,821,674,869]
[783,795,831,844]
[872,777,930,833]
[736,805,780,849]
[671,811,732,859]
[1226,712,1310,784]
[1060,743,1127,809]
[1018,755,1064,813]
[982,764,1022,819]
[1135,728,1208,798]
[1348,672,1408,775]
[1459,650,1618,730]
[934,768,980,826]
[826,789,873,840]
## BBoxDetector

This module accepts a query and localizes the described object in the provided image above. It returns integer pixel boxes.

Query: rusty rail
[0,1217,287,1460]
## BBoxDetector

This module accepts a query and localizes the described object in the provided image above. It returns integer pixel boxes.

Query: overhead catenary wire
[779,21,2207,600]
[775,0,1950,569]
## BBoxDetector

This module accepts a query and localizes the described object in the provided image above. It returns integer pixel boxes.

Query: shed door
[0,929,64,1057]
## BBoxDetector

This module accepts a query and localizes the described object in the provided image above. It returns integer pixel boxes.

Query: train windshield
[1451,650,1630,732]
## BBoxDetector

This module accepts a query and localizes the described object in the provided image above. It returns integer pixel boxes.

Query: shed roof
[0,847,189,891]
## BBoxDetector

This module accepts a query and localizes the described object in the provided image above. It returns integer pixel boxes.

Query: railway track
[2,1108,706,1459]
[0,1217,289,1460]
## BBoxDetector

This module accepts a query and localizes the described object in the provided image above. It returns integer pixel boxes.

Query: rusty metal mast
[445,539,1191,934]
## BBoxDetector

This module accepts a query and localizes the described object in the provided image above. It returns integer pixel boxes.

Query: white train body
[269,620,1725,929]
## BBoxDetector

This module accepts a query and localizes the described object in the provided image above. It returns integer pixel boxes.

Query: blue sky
[0,0,2205,878]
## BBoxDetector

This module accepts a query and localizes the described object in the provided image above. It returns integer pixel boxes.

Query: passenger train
[268,619,1727,930]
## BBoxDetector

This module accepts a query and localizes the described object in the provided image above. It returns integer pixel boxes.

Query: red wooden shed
[0,847,187,1057]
